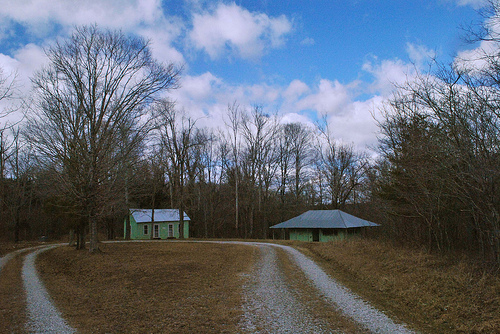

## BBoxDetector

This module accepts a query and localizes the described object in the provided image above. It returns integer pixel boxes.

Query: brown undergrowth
[302,238,500,333]
[0,252,27,334]
[37,242,255,334]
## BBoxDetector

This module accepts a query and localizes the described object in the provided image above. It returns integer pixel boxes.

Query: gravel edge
[272,243,416,334]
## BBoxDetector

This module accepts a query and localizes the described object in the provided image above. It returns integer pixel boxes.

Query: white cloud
[0,0,186,64]
[189,3,292,59]
[326,96,384,151]
[0,0,163,32]
[450,0,488,9]
[363,58,413,95]
[178,72,222,101]
[406,43,436,67]
[296,79,351,115]
[280,112,313,125]
[168,70,391,155]
[300,37,315,46]
[0,44,47,99]
[138,23,186,65]
[284,79,309,100]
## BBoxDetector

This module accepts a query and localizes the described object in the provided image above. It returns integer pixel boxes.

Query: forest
[2,3,500,265]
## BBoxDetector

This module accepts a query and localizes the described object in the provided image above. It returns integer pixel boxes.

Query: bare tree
[225,102,242,234]
[154,99,199,239]
[25,25,180,252]
[376,9,500,260]
[0,68,19,241]
[315,120,368,209]
[240,106,279,237]
[284,123,312,203]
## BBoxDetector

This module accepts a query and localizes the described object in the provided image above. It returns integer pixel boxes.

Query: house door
[312,229,320,242]
[153,224,160,239]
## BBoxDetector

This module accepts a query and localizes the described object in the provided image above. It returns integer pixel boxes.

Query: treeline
[374,2,500,265]
[0,25,370,252]
[1,2,500,265]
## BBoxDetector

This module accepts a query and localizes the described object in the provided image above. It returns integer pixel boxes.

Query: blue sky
[0,0,487,152]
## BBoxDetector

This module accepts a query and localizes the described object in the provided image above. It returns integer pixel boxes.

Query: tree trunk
[179,172,185,239]
[89,215,99,253]
[125,215,131,240]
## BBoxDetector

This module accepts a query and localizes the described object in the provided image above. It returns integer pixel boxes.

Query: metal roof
[130,209,191,223]
[270,210,379,229]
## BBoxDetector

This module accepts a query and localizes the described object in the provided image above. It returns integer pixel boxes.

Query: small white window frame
[143,224,149,235]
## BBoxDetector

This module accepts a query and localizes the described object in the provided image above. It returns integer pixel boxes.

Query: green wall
[125,216,190,240]
[289,229,349,242]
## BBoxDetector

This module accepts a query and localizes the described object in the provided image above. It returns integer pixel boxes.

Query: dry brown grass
[0,241,48,257]
[37,242,256,334]
[302,238,500,333]
[0,252,27,334]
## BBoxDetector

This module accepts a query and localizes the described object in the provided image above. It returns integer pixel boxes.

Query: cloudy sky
[0,0,487,153]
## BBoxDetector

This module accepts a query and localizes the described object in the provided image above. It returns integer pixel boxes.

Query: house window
[143,224,149,235]
[168,224,174,238]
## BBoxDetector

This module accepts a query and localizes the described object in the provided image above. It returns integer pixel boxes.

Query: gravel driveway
[3,240,416,333]
[220,241,415,334]
[239,243,335,333]
[22,245,76,334]
[270,243,415,334]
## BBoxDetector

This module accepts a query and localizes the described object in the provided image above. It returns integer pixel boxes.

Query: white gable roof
[130,209,191,223]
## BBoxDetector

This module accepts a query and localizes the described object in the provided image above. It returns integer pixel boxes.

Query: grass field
[37,242,256,333]
[22,238,500,333]
[0,241,47,257]
[302,238,500,333]
[0,251,26,333]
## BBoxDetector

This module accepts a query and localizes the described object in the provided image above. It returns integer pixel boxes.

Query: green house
[125,209,190,240]
[270,210,378,242]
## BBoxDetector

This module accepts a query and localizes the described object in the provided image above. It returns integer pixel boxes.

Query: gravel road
[208,241,415,333]
[22,245,76,334]
[270,243,415,334]
[239,243,335,333]
[3,240,416,333]
[0,245,47,273]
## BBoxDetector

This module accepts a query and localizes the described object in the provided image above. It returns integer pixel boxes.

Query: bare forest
[1,8,500,267]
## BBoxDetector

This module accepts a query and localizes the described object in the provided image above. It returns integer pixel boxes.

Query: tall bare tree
[0,68,19,241]
[286,123,312,203]
[225,102,242,234]
[240,106,279,237]
[315,120,368,209]
[154,100,199,239]
[26,25,180,252]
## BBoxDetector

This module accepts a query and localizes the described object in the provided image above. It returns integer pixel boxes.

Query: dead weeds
[0,241,48,257]
[0,252,27,334]
[304,238,500,333]
[37,242,255,334]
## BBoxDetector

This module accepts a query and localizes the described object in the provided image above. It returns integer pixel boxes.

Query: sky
[0,0,489,154]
